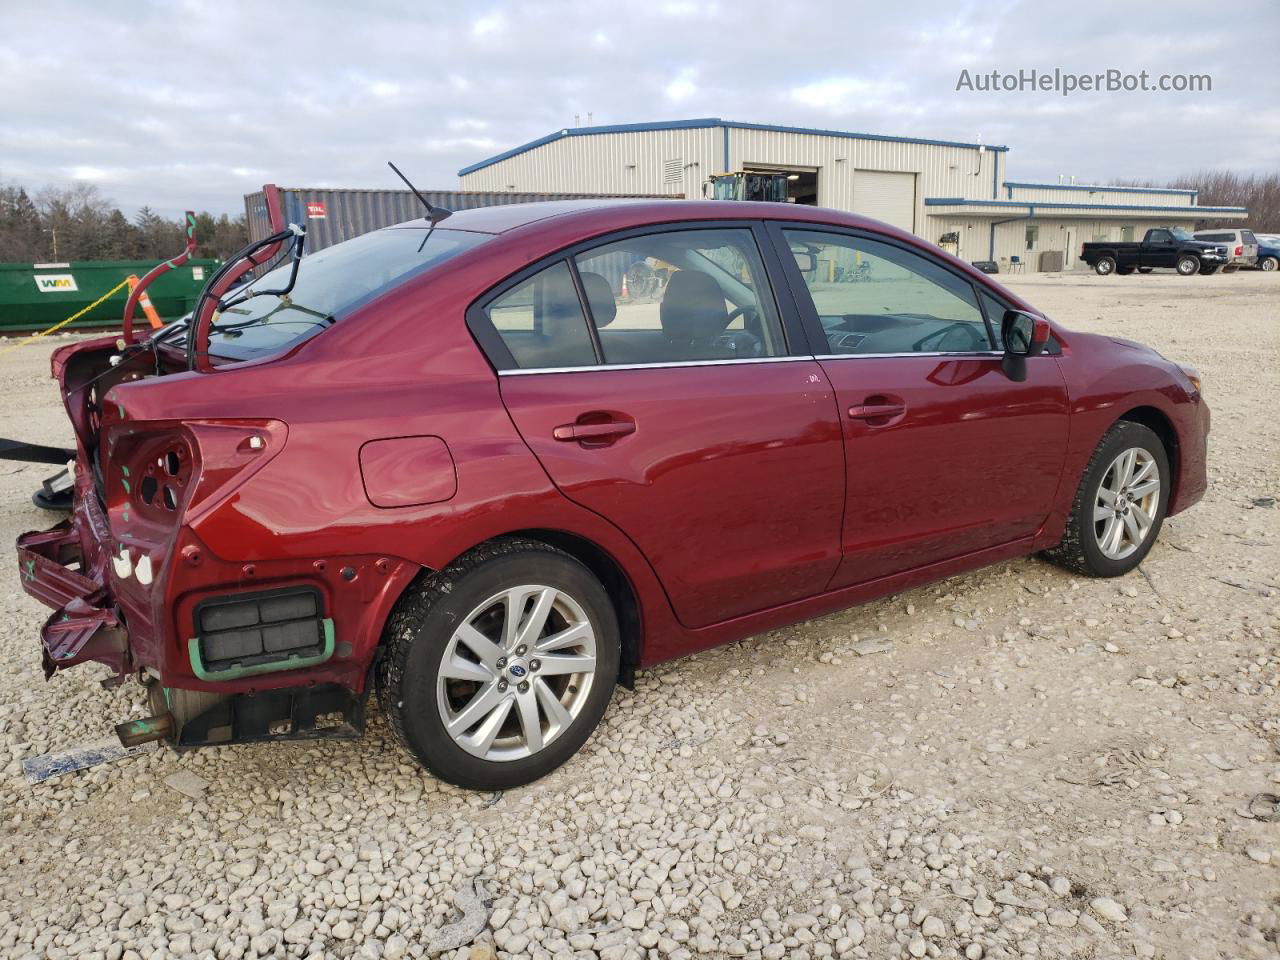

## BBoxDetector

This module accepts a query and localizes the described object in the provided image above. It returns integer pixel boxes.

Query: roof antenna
[387,161,452,225]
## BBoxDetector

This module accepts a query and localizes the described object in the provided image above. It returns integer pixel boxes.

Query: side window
[573,228,786,364]
[485,261,597,369]
[1148,229,1172,243]
[782,229,994,355]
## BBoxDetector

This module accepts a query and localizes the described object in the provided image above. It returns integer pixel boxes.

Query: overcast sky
[3,0,1277,217]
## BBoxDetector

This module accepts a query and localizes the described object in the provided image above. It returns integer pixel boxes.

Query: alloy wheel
[1093,447,1161,561]
[436,585,598,762]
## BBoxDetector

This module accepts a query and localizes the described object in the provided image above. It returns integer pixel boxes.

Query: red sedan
[17,199,1208,789]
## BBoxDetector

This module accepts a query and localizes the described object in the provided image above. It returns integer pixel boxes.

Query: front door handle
[553,420,636,443]
[848,402,906,421]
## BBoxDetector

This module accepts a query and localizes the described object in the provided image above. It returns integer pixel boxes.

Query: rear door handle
[553,420,636,443]
[848,402,906,421]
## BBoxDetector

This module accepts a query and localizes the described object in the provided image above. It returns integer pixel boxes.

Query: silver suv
[1193,229,1259,272]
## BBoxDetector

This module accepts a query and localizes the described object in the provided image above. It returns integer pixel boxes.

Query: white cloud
[472,11,506,37]
[790,77,905,112]
[665,69,697,103]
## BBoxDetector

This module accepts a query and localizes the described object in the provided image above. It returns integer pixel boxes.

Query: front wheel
[377,539,620,790]
[1094,256,1116,276]
[1176,255,1200,276]
[1043,421,1169,577]
[1261,257,1279,272]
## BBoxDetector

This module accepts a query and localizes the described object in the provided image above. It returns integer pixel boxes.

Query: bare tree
[1111,171,1280,232]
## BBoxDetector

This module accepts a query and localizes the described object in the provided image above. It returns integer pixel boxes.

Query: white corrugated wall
[459,125,1005,242]
[458,128,718,200]
[1004,184,1196,207]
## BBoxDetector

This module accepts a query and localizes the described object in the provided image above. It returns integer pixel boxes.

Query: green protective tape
[187,618,335,682]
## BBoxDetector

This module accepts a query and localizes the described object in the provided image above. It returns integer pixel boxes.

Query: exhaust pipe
[115,712,174,747]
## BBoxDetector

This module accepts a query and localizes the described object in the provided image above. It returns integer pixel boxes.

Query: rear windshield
[207,227,487,360]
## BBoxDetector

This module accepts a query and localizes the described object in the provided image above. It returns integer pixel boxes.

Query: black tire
[1137,267,1154,274]
[377,538,620,790]
[1094,256,1116,276]
[1043,421,1170,578]
[1261,257,1279,272]
[1116,266,1135,275]
[1199,264,1221,275]
[1174,255,1199,276]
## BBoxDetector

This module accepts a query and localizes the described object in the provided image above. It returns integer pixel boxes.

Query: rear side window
[485,261,597,369]
[1243,231,1258,245]
[574,228,786,365]
[1195,232,1231,242]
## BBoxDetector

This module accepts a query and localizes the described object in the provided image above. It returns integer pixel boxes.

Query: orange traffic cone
[620,271,629,300]
[127,275,164,329]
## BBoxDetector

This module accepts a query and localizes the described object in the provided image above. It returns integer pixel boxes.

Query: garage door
[853,170,916,232]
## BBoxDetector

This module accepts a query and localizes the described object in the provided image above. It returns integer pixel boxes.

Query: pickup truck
[1080,228,1229,277]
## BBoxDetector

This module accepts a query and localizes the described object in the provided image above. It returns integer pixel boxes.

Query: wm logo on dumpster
[34,274,79,293]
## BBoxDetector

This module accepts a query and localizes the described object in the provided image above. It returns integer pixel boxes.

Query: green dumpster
[0,259,220,333]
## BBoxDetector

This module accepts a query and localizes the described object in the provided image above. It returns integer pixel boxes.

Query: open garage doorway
[742,163,819,205]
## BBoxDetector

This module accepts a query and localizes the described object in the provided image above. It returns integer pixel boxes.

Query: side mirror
[1001,310,1051,382]
[791,249,816,273]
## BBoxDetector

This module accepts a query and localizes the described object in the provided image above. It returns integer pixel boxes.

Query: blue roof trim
[458,118,1007,176]
[1004,181,1198,197]
[925,198,1246,213]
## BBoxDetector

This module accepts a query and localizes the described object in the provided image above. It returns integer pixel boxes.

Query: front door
[1141,229,1176,268]
[771,225,1071,589]
[475,225,846,629]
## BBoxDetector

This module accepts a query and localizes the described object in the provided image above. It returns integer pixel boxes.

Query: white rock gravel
[0,271,1277,959]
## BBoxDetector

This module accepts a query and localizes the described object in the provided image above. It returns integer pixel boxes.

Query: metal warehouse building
[457,118,1247,272]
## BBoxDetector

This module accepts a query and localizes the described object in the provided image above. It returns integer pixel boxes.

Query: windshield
[1170,227,1194,241]
[205,227,487,360]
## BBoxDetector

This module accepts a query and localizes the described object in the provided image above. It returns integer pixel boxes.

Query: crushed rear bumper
[17,495,129,682]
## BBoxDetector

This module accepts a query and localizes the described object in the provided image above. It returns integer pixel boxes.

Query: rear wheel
[377,539,620,789]
[1261,257,1278,272]
[1176,255,1200,276]
[1043,421,1169,578]
[1094,256,1116,276]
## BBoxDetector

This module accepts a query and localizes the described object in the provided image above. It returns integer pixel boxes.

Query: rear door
[768,224,1070,589]
[473,224,846,629]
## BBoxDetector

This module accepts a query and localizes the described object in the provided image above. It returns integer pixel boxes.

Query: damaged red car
[16,194,1209,789]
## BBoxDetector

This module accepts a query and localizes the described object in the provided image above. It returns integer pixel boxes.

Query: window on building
[1025,225,1039,251]
[782,229,993,355]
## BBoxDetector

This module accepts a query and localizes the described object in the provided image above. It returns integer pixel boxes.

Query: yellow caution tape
[0,276,133,357]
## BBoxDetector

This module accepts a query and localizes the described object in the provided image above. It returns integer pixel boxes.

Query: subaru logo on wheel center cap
[509,663,527,678]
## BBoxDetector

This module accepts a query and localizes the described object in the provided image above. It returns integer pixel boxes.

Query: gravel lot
[1,270,1277,960]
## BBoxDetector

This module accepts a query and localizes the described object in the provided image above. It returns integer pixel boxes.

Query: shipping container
[244,187,680,253]
[0,259,220,333]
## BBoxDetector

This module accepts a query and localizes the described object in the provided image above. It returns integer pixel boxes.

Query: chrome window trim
[497,356,810,376]
[496,351,1025,376]
[812,351,1006,360]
